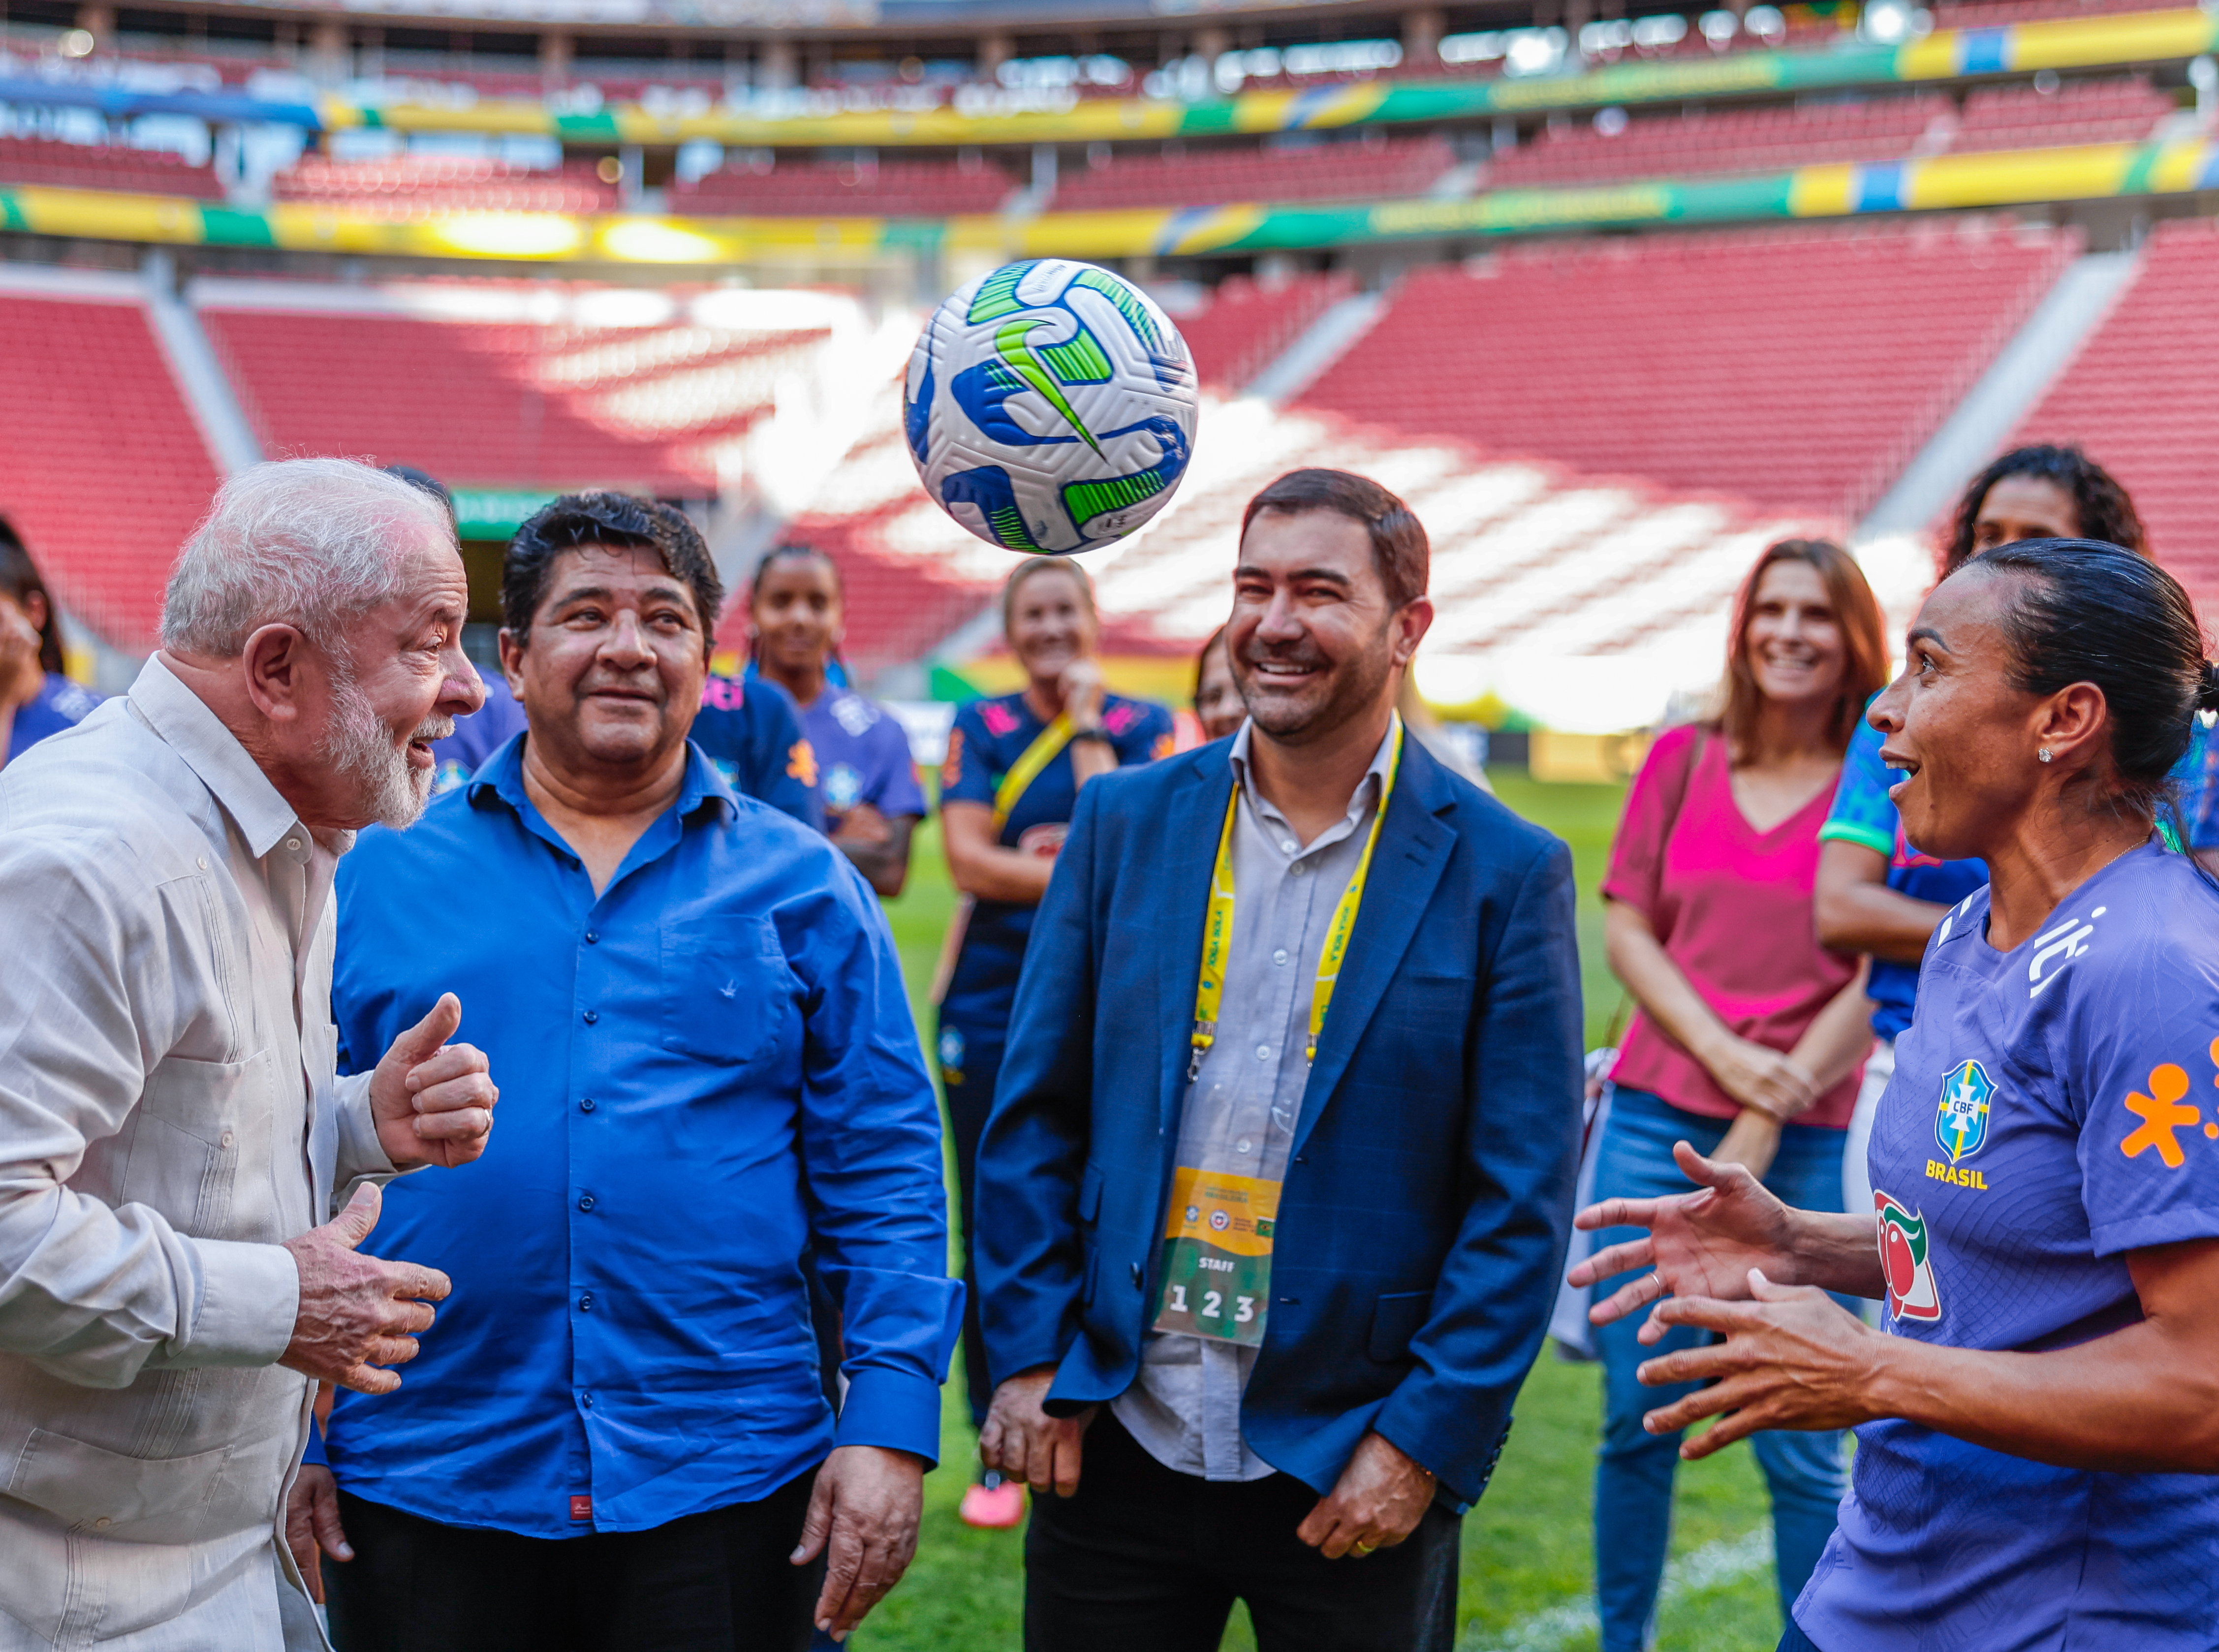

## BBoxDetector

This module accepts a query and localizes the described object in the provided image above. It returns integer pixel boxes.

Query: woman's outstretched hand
[1568,1140,1804,1344]
[1634,1270,1885,1458]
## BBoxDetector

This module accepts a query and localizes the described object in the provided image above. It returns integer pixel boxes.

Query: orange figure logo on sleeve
[786,739,818,788]
[2122,1063,2200,1168]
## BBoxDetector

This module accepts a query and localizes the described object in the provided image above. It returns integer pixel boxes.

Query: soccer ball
[903,259,1198,556]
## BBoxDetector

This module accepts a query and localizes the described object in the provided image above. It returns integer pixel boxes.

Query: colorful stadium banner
[0,9,2205,148]
[319,10,2218,145]
[6,135,2218,262]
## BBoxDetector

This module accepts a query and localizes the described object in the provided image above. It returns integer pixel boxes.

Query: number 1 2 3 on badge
[1152,1165,1280,1347]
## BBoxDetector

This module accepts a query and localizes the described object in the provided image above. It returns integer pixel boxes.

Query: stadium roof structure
[0,6,2207,144]
[5,132,2213,263]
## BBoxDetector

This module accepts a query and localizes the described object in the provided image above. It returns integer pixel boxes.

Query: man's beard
[1236,635,1394,745]
[321,674,453,829]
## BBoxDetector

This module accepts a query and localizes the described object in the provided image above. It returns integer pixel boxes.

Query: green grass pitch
[866,771,1785,1652]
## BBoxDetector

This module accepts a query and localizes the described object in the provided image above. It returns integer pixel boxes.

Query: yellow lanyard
[1189,718,1404,1082]
[991,712,1076,835]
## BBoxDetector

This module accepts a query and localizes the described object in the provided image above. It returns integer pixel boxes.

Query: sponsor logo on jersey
[2121,1059,2207,1168]
[2027,905,2103,998]
[824,762,864,814]
[1875,1191,1941,1323]
[1935,1059,1994,1163]
[786,739,818,788]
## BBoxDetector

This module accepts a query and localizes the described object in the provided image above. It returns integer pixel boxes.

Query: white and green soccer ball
[903,259,1199,556]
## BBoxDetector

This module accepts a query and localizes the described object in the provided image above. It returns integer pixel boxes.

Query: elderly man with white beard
[0,458,500,1652]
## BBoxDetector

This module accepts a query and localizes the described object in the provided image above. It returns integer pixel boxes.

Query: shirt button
[284,838,301,853]
[581,1391,594,1408]
[578,1194,595,1212]
[1272,948,1288,966]
[1256,1044,1271,1061]
[94,1517,111,1529]
[219,1130,234,1149]
[582,1010,598,1025]
[579,1098,596,1113]
[1236,1138,1253,1154]
[578,1293,594,1312]
[1280,839,1297,854]
[1290,861,1309,876]
[584,931,599,945]
[196,856,208,871]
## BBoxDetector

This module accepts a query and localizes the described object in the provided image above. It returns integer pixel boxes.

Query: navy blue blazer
[975,733,1584,1506]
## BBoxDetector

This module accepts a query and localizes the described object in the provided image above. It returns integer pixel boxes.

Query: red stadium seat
[1051,137,1455,211]
[0,287,221,649]
[2009,217,2219,618]
[671,158,1016,218]
[1174,271,1355,392]
[0,136,224,202]
[1296,219,2079,522]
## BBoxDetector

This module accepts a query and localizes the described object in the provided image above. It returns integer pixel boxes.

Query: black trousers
[1024,1412,1462,1652]
[325,1473,823,1652]
[938,1016,1004,1430]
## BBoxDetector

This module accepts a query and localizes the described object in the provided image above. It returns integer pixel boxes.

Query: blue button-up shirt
[327,735,957,1537]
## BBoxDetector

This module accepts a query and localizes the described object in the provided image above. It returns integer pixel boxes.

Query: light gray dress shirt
[1112,717,1397,1482]
[0,656,398,1652]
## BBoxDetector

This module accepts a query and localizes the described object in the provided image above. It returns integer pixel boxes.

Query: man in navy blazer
[973,469,1585,1651]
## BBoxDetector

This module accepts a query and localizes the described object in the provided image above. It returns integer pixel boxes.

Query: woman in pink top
[1585,539,1887,1652]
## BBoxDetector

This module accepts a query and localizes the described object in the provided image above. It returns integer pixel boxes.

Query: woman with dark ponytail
[1575,539,2219,1652]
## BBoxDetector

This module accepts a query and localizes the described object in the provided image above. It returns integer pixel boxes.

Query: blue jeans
[1589,1087,1848,1652]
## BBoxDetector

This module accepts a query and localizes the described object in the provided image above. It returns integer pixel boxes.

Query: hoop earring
[2038,748,2054,763]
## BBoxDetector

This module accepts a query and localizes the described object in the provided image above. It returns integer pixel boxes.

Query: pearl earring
[2038,748,2054,763]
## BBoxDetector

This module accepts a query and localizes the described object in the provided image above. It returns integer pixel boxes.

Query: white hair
[161,458,456,657]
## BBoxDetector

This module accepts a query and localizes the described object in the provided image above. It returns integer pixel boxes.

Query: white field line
[1457,1525,1774,1652]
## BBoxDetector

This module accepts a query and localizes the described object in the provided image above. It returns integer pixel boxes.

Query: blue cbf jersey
[1799,840,2219,1652]
[938,689,1174,1028]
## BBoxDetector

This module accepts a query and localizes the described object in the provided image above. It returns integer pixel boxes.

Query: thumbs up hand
[369,992,499,1170]
[280,1184,452,1394]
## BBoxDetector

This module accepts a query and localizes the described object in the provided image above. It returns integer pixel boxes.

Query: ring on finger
[1351,1542,1375,1558]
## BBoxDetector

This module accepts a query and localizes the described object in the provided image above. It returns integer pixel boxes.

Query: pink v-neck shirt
[1604,724,1864,1129]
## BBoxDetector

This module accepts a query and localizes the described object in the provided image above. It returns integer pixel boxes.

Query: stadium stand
[1953,75,2176,152]
[0,277,220,650]
[272,156,617,214]
[670,157,1016,217]
[2009,216,2219,613]
[1170,271,1354,392]
[1488,95,1948,189]
[197,282,834,496]
[757,380,1810,699]
[1050,137,1456,212]
[0,135,224,200]
[1929,0,2161,26]
[1297,219,2080,521]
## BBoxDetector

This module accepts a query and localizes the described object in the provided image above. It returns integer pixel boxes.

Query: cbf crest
[1936,1059,1995,1163]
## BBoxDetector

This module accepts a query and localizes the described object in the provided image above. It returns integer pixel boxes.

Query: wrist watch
[1068,727,1113,746]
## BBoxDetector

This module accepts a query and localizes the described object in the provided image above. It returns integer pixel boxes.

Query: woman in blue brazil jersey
[1812,445,2219,1218]
[0,527,99,767]
[747,544,927,897]
[1573,539,2219,1652]
[937,556,1173,1528]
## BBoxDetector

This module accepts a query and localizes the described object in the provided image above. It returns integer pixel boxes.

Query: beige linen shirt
[0,656,398,1652]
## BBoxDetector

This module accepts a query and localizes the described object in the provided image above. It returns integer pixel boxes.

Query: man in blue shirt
[302,492,957,1651]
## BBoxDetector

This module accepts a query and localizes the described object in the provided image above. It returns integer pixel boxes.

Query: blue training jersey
[938,689,1174,1029]
[5,671,99,762]
[799,686,926,833]
[1798,840,2219,1651]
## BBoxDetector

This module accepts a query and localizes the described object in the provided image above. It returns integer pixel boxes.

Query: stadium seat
[1050,137,1455,211]
[197,282,833,498]
[272,155,618,215]
[0,136,224,201]
[1172,271,1354,392]
[1295,218,2080,521]
[0,283,220,649]
[671,158,1016,217]
[2009,217,2219,617]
